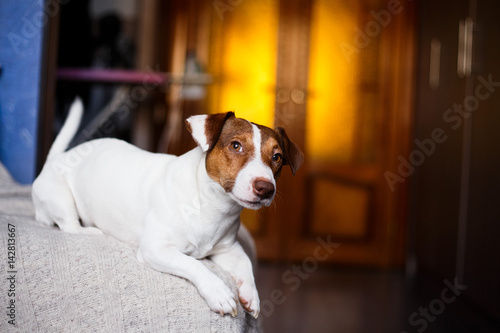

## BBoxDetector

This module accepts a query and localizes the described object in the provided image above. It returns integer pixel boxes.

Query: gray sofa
[0,164,261,332]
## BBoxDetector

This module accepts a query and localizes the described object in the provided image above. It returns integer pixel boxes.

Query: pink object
[57,68,168,86]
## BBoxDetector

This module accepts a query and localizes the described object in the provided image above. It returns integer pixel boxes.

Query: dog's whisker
[274,190,284,204]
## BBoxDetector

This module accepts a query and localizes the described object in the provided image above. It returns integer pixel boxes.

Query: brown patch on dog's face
[206,117,255,192]
[256,125,285,179]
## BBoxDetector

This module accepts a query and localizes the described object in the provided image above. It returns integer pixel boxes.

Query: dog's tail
[46,97,84,160]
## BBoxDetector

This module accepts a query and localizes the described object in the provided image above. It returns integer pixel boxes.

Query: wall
[0,0,46,184]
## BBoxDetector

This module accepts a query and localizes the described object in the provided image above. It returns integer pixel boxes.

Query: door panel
[307,0,362,164]
[307,177,372,240]
[279,0,415,266]
[301,0,381,250]
[207,0,278,128]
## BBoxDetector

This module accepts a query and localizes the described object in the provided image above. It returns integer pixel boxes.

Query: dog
[32,98,303,318]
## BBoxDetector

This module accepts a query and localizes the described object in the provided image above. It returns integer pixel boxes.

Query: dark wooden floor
[254,263,499,333]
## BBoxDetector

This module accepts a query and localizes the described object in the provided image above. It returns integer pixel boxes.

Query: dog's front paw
[237,280,260,318]
[199,277,238,317]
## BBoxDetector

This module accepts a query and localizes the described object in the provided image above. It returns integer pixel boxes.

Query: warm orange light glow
[208,0,278,128]
[207,0,279,233]
[307,1,359,163]
[208,0,360,164]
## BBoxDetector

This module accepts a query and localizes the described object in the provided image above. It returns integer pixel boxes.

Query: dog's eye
[272,153,283,164]
[231,141,243,152]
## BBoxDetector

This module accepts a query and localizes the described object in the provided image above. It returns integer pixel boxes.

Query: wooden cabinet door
[414,0,500,322]
[413,0,469,279]
[463,0,500,320]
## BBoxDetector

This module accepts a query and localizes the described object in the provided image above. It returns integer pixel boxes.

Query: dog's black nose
[253,180,275,199]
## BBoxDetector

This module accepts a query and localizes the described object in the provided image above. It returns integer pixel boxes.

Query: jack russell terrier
[32,98,303,318]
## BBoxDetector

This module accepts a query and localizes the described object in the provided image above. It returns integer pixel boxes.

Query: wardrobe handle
[464,17,473,77]
[429,39,441,90]
[457,18,473,78]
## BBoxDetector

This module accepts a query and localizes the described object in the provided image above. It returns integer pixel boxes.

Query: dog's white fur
[32,98,302,318]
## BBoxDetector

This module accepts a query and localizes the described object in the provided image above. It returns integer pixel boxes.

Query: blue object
[0,0,46,184]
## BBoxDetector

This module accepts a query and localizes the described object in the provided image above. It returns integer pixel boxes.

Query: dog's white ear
[185,115,211,151]
[186,112,235,152]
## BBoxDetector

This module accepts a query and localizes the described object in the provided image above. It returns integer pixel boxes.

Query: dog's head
[186,112,303,209]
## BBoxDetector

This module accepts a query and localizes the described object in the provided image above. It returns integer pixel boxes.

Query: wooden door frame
[378,0,417,267]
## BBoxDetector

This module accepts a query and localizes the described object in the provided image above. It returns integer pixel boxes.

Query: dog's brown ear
[275,127,304,175]
[186,112,235,151]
